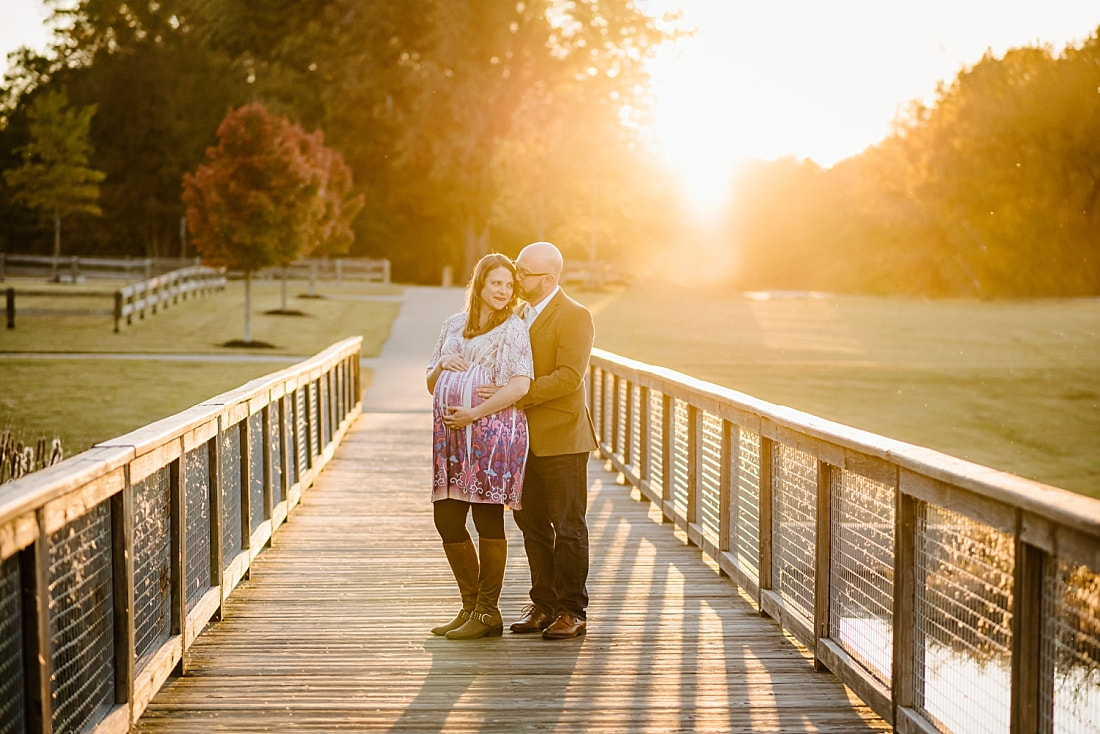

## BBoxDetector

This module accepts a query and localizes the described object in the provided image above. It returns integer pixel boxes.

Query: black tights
[433,499,505,543]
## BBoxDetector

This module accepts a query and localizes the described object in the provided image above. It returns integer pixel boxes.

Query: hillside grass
[577,284,1100,499]
[0,278,398,455]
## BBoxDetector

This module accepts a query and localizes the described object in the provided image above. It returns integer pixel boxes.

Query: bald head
[515,241,563,302]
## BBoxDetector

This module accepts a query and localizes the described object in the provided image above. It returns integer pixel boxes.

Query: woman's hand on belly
[442,404,478,430]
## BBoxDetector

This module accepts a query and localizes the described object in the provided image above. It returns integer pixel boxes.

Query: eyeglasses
[513,262,550,280]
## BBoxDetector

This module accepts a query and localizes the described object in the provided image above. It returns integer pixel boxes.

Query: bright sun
[642,0,1100,218]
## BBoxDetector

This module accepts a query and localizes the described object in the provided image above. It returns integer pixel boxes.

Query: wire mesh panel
[271,401,284,505]
[589,369,607,440]
[1041,558,1100,734]
[671,399,690,517]
[615,378,628,460]
[248,411,265,533]
[184,443,212,611]
[698,411,723,542]
[293,387,306,480]
[48,500,115,734]
[310,380,322,456]
[771,443,817,624]
[320,374,331,448]
[310,382,321,462]
[0,553,25,734]
[220,424,243,564]
[601,373,615,447]
[735,429,761,583]
[648,391,664,496]
[132,466,172,667]
[830,469,895,685]
[629,385,643,479]
[914,504,1014,734]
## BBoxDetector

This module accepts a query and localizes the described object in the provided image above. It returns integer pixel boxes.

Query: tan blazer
[517,289,599,457]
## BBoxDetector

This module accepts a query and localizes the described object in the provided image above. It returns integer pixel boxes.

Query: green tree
[3,88,105,278]
[182,102,360,343]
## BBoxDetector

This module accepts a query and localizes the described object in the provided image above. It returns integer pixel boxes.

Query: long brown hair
[463,253,518,338]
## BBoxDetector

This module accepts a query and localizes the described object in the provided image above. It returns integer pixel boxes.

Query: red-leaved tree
[182,102,362,344]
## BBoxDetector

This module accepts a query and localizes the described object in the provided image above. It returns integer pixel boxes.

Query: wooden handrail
[588,348,1100,734]
[0,337,362,734]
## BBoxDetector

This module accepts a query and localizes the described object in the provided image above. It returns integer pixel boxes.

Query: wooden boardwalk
[134,406,889,733]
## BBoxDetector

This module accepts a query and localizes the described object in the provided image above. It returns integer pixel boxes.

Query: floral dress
[427,313,533,508]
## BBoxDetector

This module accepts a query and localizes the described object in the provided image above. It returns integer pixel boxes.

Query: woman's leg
[447,503,507,639]
[469,503,505,539]
[433,498,473,543]
[431,499,479,635]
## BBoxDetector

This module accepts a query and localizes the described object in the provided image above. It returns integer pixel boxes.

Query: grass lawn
[0,278,399,456]
[577,284,1100,499]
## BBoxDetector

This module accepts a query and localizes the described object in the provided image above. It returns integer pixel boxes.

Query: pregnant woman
[425,253,533,639]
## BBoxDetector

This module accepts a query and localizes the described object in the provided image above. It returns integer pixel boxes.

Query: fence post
[114,291,123,332]
[70,255,79,283]
[0,252,6,281]
[5,288,13,329]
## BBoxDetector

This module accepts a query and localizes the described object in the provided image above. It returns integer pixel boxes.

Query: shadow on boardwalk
[135,287,888,733]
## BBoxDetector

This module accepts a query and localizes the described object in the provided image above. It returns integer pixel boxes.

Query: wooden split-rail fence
[4,266,226,332]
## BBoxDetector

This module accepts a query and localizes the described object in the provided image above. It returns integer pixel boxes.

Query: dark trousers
[513,451,590,618]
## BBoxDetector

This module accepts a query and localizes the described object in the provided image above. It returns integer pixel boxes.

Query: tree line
[0,2,1097,297]
[726,30,1100,298]
[0,0,680,284]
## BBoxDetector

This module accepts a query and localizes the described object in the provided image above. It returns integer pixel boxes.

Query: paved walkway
[360,286,464,413]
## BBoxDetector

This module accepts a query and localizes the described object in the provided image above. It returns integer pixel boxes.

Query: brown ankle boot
[446,538,507,639]
[431,539,479,636]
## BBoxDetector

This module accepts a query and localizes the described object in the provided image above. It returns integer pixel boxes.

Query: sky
[642,0,1100,209]
[2,0,1098,210]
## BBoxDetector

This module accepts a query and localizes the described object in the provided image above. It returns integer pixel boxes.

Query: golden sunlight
[641,0,1099,216]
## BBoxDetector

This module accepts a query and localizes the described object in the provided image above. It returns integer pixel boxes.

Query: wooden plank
[0,511,37,559]
[133,410,889,734]
[42,466,126,535]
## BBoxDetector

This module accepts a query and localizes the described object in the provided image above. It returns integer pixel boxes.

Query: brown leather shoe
[542,614,586,640]
[510,604,554,634]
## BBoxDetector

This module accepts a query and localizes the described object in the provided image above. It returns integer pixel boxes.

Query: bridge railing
[0,338,362,734]
[589,349,1100,734]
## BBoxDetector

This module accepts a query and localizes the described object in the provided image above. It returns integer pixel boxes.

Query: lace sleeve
[427,313,463,374]
[495,316,534,384]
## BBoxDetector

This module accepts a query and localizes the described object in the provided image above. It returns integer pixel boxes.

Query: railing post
[5,288,13,329]
[25,511,52,733]
[638,385,650,487]
[111,471,135,710]
[208,435,223,618]
[758,437,774,601]
[113,291,123,332]
[69,256,78,283]
[661,394,673,518]
[687,404,701,536]
[1010,535,1049,734]
[170,456,186,674]
[610,374,620,458]
[813,461,834,672]
[622,379,634,470]
[893,491,918,720]
[719,420,734,555]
